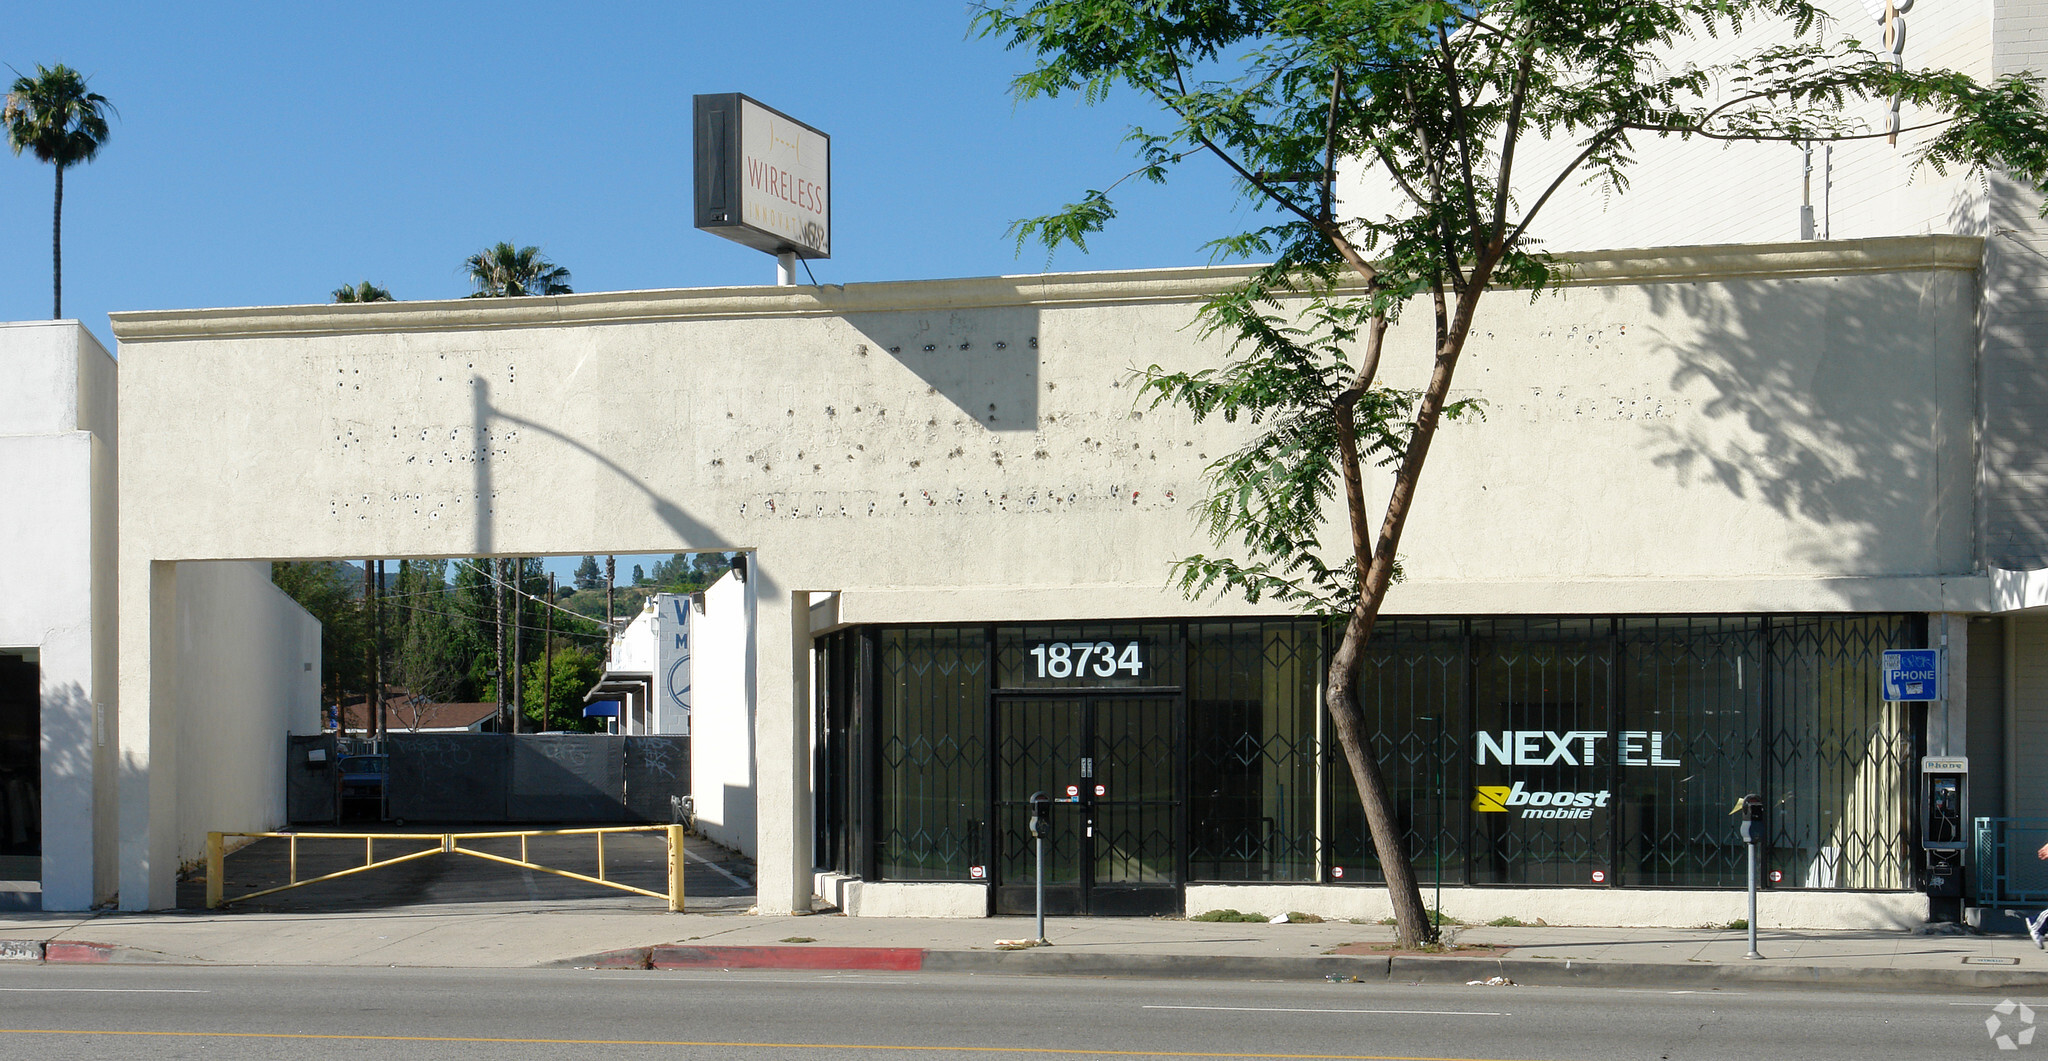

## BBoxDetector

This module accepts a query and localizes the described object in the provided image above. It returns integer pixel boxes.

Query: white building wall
[171,561,321,872]
[652,593,692,736]
[0,321,116,910]
[691,572,755,857]
[1337,0,1997,251]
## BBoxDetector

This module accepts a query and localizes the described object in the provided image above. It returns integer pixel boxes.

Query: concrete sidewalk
[0,902,2040,992]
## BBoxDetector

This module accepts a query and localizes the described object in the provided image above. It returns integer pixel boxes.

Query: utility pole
[544,573,556,733]
[372,559,385,742]
[511,558,525,734]
[362,560,375,739]
[493,558,507,733]
[605,555,615,629]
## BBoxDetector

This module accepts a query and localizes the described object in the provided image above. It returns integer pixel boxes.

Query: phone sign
[1881,649,1943,702]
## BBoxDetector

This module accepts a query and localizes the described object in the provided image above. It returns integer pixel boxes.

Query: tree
[272,561,367,709]
[521,645,605,733]
[4,64,113,319]
[463,242,572,298]
[390,559,478,704]
[332,281,393,303]
[573,555,603,592]
[979,0,2048,946]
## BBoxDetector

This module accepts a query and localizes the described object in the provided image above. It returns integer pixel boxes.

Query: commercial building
[85,0,2048,925]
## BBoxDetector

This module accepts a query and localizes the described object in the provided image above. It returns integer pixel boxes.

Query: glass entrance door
[995,696,1181,915]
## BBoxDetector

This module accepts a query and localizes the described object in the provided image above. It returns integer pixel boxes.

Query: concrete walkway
[0,903,2038,992]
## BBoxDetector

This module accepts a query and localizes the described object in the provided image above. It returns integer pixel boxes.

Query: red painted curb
[649,945,927,971]
[42,942,112,964]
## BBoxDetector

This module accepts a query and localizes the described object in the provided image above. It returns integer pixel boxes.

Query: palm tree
[332,281,394,303]
[3,65,113,320]
[463,242,572,297]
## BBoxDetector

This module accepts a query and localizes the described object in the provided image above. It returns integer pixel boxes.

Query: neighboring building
[0,321,116,911]
[585,576,757,856]
[2,322,320,911]
[587,591,695,736]
[341,695,498,735]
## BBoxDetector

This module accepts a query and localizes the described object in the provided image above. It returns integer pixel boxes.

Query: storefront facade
[817,612,1922,915]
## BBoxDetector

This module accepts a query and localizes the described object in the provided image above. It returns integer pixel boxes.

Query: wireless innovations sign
[693,93,831,259]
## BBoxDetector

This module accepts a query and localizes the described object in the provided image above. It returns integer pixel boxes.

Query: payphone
[1921,756,1968,900]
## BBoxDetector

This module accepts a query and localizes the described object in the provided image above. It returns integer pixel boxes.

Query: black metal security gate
[994,696,1182,915]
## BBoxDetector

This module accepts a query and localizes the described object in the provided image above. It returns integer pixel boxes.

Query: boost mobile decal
[1472,729,1683,821]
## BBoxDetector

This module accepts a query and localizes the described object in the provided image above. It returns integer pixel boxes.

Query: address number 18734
[1026,641,1145,680]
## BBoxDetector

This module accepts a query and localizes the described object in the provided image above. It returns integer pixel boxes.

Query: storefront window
[1330,619,1465,885]
[1187,621,1319,882]
[840,612,1915,894]
[1767,616,1913,889]
[874,627,987,880]
[1616,617,1763,887]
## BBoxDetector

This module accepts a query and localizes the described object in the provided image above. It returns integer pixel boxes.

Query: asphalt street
[0,962,2032,1060]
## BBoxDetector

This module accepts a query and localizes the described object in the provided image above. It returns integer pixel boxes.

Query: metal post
[777,251,797,286]
[205,832,224,910]
[1035,829,1046,944]
[668,824,686,912]
[1746,836,1762,959]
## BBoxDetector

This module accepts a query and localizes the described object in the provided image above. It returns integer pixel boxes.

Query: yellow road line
[0,1028,1551,1060]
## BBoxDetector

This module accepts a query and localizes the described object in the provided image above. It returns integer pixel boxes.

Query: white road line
[1143,1005,1506,1017]
[685,848,749,889]
[0,988,212,994]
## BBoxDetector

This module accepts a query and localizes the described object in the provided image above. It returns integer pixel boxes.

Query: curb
[0,940,147,964]
[562,943,2048,992]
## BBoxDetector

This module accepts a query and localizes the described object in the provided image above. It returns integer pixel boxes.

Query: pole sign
[1880,649,1943,702]
[693,93,831,259]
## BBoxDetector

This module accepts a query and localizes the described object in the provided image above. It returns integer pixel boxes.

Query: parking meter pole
[1035,831,1046,943]
[1746,838,1761,959]
[1029,791,1050,944]
[1737,792,1763,960]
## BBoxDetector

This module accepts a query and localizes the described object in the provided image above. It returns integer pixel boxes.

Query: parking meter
[1028,791,1051,840]
[1738,793,1764,845]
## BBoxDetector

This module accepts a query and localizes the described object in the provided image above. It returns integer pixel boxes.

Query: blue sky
[0,2,1251,352]
[2,3,1257,588]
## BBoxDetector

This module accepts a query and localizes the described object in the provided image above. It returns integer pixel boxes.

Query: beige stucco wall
[171,561,322,874]
[111,237,1987,910]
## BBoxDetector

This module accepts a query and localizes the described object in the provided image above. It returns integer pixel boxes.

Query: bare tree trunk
[51,165,63,319]
[1326,272,1495,948]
